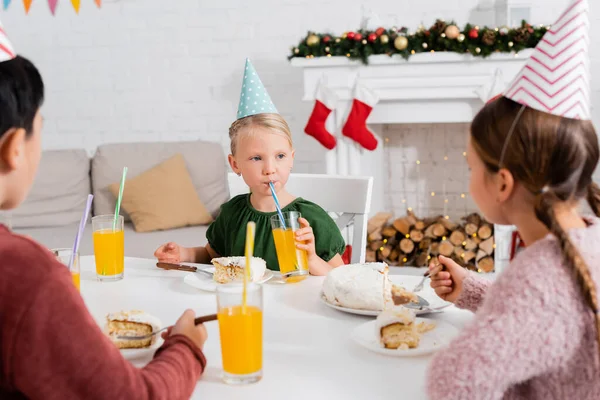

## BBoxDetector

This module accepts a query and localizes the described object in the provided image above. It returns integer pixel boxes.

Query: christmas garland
[289,19,548,64]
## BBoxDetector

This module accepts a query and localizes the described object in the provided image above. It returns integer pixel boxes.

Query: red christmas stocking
[304,83,338,150]
[342,82,379,151]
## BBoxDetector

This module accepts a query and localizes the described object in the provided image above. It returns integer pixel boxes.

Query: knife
[156,262,214,278]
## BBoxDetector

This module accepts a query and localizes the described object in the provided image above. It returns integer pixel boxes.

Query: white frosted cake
[322,262,393,311]
[211,256,267,284]
[376,306,420,349]
[106,310,162,349]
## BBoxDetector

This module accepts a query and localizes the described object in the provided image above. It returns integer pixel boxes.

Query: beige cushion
[92,141,229,221]
[10,149,91,228]
[109,154,213,233]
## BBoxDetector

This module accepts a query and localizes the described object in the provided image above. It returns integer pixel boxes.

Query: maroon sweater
[0,225,206,399]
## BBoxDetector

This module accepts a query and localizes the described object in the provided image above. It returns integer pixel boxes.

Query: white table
[80,257,475,400]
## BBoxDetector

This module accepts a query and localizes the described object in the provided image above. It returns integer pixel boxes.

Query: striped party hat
[0,20,15,63]
[504,0,590,120]
[236,59,278,120]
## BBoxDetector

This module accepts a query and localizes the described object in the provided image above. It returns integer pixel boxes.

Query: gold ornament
[306,34,320,47]
[335,38,341,43]
[380,34,389,44]
[457,33,465,42]
[394,36,408,50]
[422,42,428,49]
[475,47,481,53]
[445,25,460,39]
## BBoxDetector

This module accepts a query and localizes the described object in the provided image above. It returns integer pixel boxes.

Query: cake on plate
[211,256,267,284]
[106,310,161,349]
[376,306,437,350]
[322,262,418,311]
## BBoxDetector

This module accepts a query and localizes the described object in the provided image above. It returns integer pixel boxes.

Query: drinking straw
[69,194,94,271]
[243,221,256,313]
[113,167,128,231]
[268,181,286,229]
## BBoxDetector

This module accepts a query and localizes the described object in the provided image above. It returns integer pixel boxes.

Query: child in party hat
[0,23,208,399]
[155,59,345,274]
[427,0,600,398]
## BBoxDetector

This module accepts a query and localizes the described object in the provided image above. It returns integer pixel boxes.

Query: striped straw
[69,194,94,271]
[268,181,286,229]
[113,167,128,231]
[242,221,256,313]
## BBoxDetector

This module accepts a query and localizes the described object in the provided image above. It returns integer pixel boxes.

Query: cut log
[432,223,447,237]
[454,246,464,258]
[382,225,398,238]
[478,223,493,240]
[410,229,424,243]
[478,256,495,273]
[464,238,478,251]
[424,224,437,239]
[423,215,444,226]
[419,238,432,251]
[465,213,482,226]
[389,248,400,262]
[369,240,384,252]
[440,218,458,231]
[400,238,415,254]
[367,212,393,234]
[381,245,392,259]
[393,218,411,235]
[449,230,466,246]
[476,249,487,262]
[479,236,495,255]
[430,242,440,255]
[366,249,377,262]
[414,220,426,230]
[463,250,476,263]
[415,252,429,267]
[438,241,454,257]
[368,229,383,242]
[465,223,478,236]
[406,211,418,226]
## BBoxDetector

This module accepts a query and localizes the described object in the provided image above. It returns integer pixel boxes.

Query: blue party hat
[236,59,278,119]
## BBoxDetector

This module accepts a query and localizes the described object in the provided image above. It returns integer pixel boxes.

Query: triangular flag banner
[23,0,32,13]
[3,0,11,10]
[94,0,100,8]
[0,21,17,62]
[70,0,79,13]
[504,0,590,120]
[236,59,278,120]
[47,0,57,14]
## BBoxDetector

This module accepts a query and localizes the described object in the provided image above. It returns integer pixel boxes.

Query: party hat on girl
[236,58,278,120]
[504,0,590,120]
[0,20,16,63]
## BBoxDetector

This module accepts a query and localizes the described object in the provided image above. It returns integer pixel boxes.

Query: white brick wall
[2,0,598,217]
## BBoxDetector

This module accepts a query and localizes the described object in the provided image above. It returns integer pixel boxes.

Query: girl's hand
[154,242,183,263]
[429,255,468,303]
[295,218,317,260]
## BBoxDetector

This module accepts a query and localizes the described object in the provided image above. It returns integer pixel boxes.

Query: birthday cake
[322,262,418,311]
[106,310,162,349]
[211,256,267,284]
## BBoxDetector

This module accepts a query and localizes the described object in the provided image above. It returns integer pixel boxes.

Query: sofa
[4,140,230,258]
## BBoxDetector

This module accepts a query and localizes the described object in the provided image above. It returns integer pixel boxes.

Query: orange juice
[93,229,124,277]
[218,305,262,375]
[272,227,308,280]
[72,272,80,291]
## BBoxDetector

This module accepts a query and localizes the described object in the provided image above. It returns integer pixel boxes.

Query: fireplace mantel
[291,50,532,175]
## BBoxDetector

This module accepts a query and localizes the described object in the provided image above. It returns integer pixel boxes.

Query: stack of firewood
[366,211,495,272]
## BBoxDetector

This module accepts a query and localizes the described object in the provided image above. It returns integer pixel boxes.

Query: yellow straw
[243,221,256,312]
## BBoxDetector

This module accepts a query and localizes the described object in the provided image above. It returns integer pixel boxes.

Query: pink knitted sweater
[427,220,600,400]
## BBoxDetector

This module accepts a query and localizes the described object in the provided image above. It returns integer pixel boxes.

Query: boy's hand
[154,242,183,263]
[162,309,208,350]
[429,255,468,303]
[295,218,317,259]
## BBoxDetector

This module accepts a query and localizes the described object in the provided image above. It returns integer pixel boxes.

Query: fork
[115,313,218,341]
[412,271,430,292]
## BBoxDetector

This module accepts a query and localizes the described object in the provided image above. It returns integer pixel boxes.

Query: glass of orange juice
[92,214,125,281]
[51,248,80,291]
[216,283,263,385]
[270,211,309,282]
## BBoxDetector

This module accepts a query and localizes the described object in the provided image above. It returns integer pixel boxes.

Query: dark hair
[471,96,600,349]
[0,55,44,138]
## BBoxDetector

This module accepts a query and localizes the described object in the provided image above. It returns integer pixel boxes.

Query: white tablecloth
[80,257,475,400]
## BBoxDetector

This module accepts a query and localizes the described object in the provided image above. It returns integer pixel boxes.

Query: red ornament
[375,27,385,36]
[323,35,331,44]
[368,33,377,43]
[346,31,356,40]
[424,30,431,37]
[354,33,363,41]
[468,28,479,39]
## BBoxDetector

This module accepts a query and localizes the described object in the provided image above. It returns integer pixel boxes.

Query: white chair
[227,172,373,264]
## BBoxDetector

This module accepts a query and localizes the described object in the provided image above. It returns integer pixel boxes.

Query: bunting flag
[504,0,590,120]
[70,0,79,13]
[47,0,57,14]
[23,0,32,13]
[94,0,100,8]
[3,0,11,10]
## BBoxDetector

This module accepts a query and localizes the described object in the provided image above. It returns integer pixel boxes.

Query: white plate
[183,267,274,292]
[351,318,460,357]
[320,293,451,316]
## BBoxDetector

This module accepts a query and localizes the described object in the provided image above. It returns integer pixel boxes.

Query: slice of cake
[376,306,421,350]
[322,262,392,311]
[211,256,267,284]
[106,310,161,349]
[391,285,419,306]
